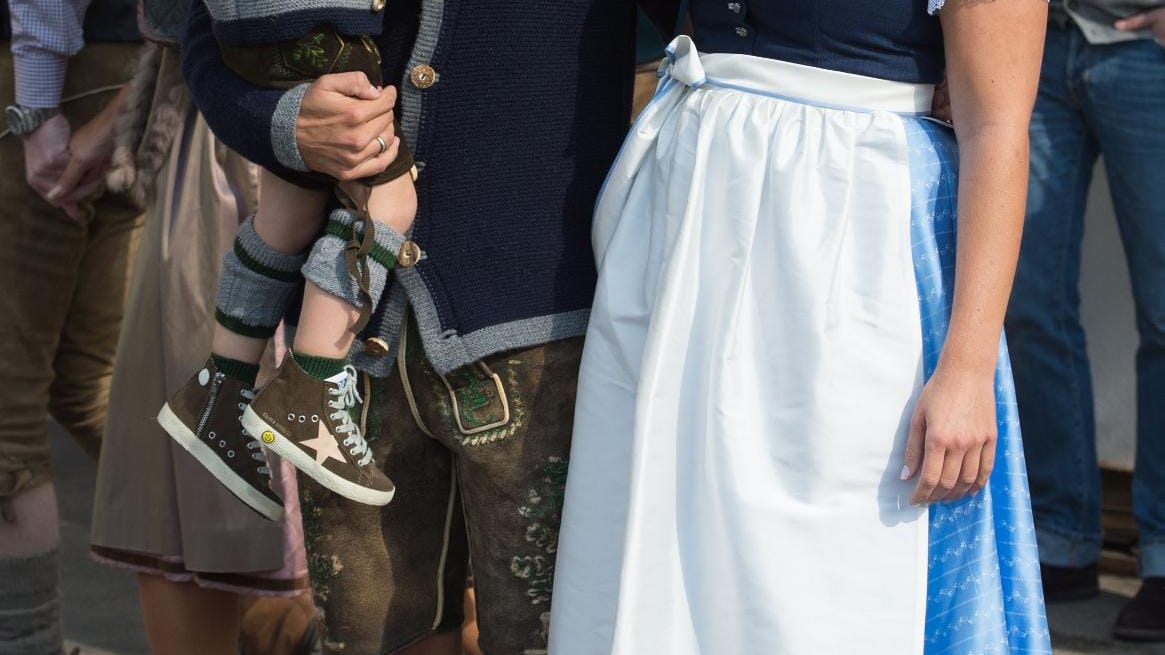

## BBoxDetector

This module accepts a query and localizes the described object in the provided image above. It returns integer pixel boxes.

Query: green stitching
[324,220,399,271]
[510,456,569,606]
[291,33,329,71]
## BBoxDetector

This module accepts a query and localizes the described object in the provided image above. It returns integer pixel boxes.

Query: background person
[0,1,141,652]
[1003,0,1165,642]
[88,1,313,654]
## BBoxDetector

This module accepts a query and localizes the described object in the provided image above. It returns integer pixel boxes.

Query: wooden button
[371,0,386,11]
[410,64,437,89]
[398,241,422,267]
[365,337,390,357]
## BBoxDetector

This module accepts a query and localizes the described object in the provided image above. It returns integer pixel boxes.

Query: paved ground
[1049,575,1165,655]
[52,423,148,654]
[48,423,1162,654]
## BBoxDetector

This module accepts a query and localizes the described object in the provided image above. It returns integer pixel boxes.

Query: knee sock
[301,208,411,334]
[215,215,309,342]
[0,551,62,655]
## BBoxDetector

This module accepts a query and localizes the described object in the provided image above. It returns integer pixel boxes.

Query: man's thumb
[319,71,380,99]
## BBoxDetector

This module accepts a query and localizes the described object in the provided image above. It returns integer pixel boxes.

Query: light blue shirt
[8,0,92,108]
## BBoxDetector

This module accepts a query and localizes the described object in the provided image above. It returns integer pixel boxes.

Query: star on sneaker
[241,358,395,505]
[302,420,346,465]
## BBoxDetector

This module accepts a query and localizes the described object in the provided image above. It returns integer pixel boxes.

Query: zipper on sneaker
[195,372,226,437]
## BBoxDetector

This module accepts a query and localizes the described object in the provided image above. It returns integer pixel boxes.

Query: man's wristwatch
[5,105,61,136]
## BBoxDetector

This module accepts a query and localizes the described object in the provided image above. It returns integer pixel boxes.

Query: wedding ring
[375,135,388,155]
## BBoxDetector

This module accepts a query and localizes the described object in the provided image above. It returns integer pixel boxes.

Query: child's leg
[211,170,329,384]
[292,175,417,368]
[158,169,330,519]
[238,176,415,506]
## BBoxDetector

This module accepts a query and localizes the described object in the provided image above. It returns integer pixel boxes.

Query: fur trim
[105,43,191,209]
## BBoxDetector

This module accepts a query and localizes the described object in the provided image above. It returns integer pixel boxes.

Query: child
[158,2,415,519]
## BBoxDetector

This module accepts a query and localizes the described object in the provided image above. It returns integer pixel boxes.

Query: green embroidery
[510,456,569,607]
[291,33,329,71]
[429,360,528,447]
[453,371,500,430]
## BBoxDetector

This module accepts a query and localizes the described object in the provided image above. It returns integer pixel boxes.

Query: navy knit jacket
[183,0,675,375]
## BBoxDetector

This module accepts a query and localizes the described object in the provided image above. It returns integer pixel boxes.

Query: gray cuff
[0,551,62,655]
[236,215,309,273]
[271,83,312,173]
[302,209,417,310]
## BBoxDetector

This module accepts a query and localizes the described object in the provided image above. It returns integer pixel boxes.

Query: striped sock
[215,215,309,339]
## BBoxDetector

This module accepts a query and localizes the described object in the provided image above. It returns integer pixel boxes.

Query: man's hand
[49,86,128,220]
[21,113,72,206]
[1115,7,1165,44]
[296,72,401,181]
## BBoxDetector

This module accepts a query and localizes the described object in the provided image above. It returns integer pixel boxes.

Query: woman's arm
[181,0,399,181]
[903,0,1047,505]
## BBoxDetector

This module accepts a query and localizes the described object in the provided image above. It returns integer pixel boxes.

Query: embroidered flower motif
[510,457,569,644]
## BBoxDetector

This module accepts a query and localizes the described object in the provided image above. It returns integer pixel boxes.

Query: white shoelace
[239,389,272,476]
[328,365,373,466]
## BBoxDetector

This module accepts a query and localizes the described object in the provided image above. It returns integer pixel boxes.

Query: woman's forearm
[937,0,1048,378]
[940,125,1030,376]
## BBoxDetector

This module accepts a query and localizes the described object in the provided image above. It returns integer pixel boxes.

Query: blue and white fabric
[549,36,1051,655]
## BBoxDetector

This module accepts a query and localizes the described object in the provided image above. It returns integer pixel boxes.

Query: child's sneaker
[158,359,284,520]
[241,358,395,505]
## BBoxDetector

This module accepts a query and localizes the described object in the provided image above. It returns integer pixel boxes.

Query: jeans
[1004,22,1165,577]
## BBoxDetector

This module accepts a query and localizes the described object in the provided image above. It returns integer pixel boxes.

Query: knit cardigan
[202,0,384,45]
[183,0,677,375]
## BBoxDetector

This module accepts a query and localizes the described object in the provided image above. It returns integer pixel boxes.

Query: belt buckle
[437,361,511,435]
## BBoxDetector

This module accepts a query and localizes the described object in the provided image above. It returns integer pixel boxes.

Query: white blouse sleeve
[928,0,945,15]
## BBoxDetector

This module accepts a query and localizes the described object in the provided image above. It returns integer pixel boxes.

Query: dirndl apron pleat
[549,36,1051,655]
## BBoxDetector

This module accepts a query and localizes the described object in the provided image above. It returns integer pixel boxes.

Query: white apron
[551,36,937,655]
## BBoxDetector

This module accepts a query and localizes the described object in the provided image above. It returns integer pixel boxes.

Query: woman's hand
[901,364,998,505]
[49,84,132,220]
[295,72,400,181]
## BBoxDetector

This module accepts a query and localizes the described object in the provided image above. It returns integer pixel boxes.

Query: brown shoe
[158,358,284,520]
[241,358,395,505]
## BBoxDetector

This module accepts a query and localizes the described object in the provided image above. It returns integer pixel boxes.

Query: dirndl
[549,36,1051,655]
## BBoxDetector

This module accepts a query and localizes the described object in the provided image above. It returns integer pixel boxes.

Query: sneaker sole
[240,407,395,506]
[158,403,285,521]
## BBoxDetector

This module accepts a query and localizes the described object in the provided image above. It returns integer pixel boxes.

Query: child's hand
[296,72,400,181]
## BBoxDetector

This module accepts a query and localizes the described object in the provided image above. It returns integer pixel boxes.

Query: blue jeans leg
[1005,25,1104,567]
[1084,38,1165,578]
